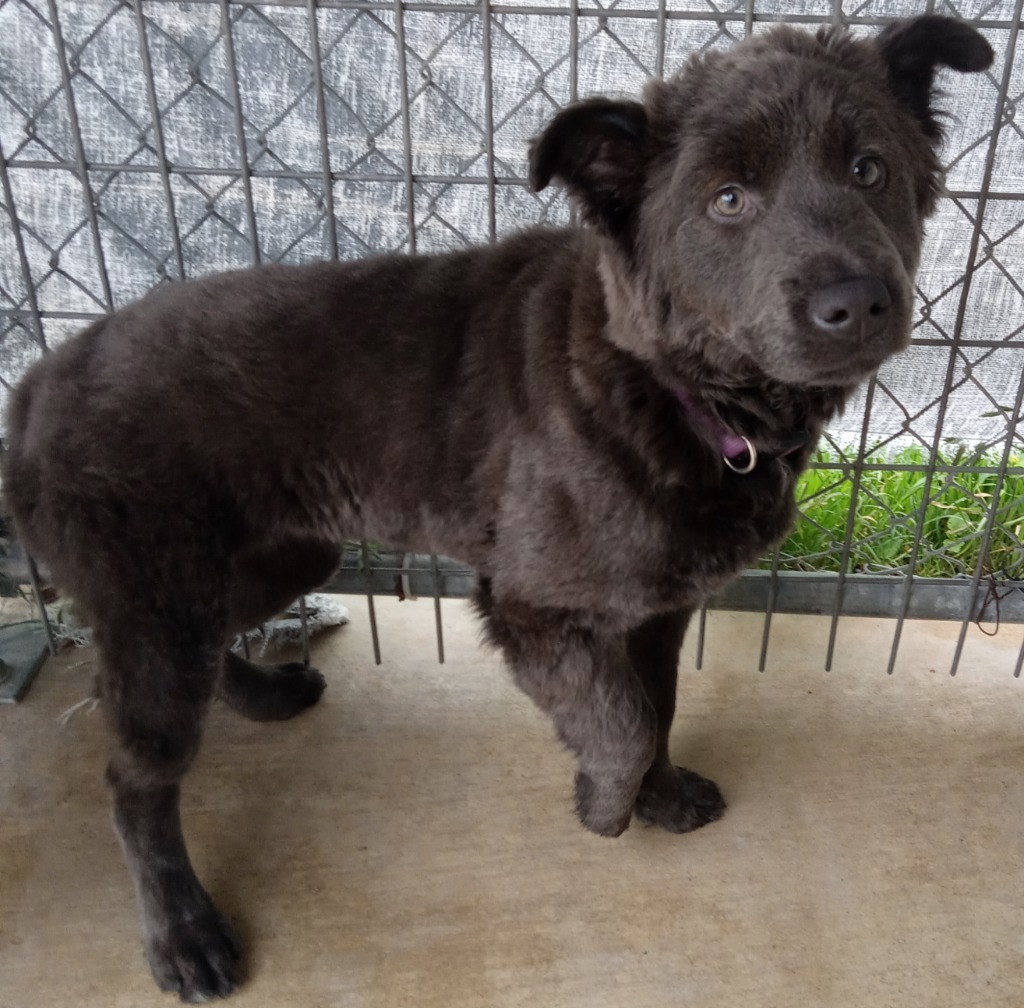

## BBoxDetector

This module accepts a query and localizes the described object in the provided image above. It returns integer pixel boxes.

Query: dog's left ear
[877,15,993,142]
[529,97,648,241]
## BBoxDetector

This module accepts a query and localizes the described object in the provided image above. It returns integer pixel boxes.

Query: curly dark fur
[2,16,991,1002]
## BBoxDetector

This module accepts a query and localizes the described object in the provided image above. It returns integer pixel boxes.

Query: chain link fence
[0,0,1021,676]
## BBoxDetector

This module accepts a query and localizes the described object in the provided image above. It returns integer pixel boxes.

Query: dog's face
[530,16,993,390]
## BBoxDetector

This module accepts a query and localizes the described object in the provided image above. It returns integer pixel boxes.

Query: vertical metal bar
[757,550,781,672]
[654,0,666,78]
[361,540,381,664]
[756,543,782,669]
[26,555,56,657]
[694,604,707,671]
[46,0,114,310]
[0,134,47,352]
[393,0,416,253]
[751,0,781,673]
[886,3,1022,676]
[219,0,261,264]
[825,377,878,671]
[306,0,339,259]
[299,0,335,672]
[298,594,311,666]
[241,633,251,660]
[481,0,496,242]
[830,0,843,29]
[429,553,445,664]
[566,0,579,228]
[132,0,185,280]
[1014,635,1024,679]
[569,0,578,104]
[949,368,1024,676]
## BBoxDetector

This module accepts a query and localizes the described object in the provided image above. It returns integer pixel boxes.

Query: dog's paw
[267,661,327,718]
[222,657,327,722]
[574,772,634,838]
[632,765,726,834]
[145,908,241,1003]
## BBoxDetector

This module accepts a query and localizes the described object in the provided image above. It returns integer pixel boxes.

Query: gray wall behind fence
[0,1,1021,574]
[0,1,1021,446]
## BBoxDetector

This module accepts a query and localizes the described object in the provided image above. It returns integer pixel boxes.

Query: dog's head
[530,15,992,390]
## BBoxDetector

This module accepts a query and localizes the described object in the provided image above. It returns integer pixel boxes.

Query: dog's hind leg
[220,538,341,722]
[483,595,659,838]
[96,568,241,1002]
[628,609,725,833]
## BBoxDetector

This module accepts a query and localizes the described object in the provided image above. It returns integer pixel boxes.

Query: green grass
[769,444,1024,580]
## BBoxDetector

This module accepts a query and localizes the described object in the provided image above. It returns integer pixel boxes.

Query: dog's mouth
[783,353,888,388]
[733,317,909,390]
[742,272,913,389]
[767,338,907,388]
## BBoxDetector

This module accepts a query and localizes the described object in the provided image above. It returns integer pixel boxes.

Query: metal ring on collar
[724,436,757,474]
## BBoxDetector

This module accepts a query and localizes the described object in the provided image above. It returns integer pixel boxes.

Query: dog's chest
[666,465,797,580]
[491,454,796,617]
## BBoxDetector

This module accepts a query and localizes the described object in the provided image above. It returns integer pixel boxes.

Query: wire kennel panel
[0,0,1021,678]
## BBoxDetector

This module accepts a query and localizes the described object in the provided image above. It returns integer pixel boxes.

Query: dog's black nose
[808,275,892,338]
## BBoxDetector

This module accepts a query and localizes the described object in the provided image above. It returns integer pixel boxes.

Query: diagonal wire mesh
[0,0,1021,675]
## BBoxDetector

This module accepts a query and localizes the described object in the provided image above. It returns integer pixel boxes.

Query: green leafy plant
[768,444,1024,580]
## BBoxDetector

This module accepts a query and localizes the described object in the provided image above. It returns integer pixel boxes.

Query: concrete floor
[2,598,1023,1007]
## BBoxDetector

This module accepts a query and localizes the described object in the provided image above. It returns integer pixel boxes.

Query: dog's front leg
[628,609,726,833]
[486,599,659,837]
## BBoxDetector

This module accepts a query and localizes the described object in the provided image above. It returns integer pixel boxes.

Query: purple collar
[673,387,758,474]
[673,388,809,474]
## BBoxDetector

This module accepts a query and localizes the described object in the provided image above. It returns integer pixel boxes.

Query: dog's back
[2,228,594,600]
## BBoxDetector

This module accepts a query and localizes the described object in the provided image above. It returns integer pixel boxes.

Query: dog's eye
[851,156,885,189]
[711,186,747,218]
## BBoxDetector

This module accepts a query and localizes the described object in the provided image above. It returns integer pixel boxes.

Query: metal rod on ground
[299,595,311,667]
[26,556,57,657]
[361,540,382,664]
[430,554,444,664]
[757,549,781,672]
[694,605,707,671]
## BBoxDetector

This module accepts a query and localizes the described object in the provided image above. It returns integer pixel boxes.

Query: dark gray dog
[3,15,992,1001]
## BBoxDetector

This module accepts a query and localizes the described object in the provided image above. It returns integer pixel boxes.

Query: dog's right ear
[529,98,648,241]
[877,15,994,142]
